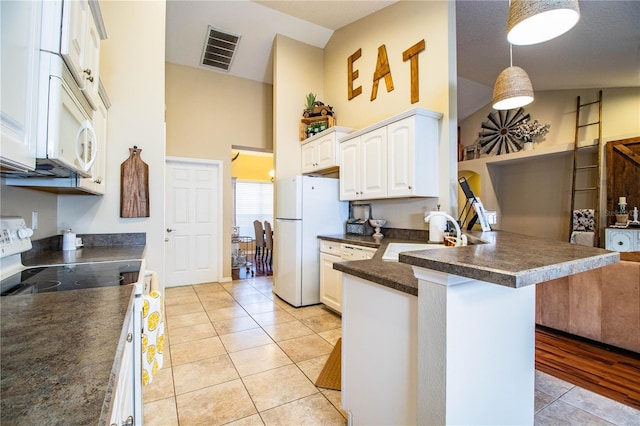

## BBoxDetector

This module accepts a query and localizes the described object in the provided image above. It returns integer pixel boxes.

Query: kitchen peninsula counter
[327,230,619,293]
[319,234,424,296]
[334,230,621,425]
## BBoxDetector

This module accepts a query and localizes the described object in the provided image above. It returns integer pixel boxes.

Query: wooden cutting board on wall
[121,147,150,218]
[606,136,640,225]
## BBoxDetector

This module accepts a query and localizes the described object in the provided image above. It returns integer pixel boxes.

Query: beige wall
[458,87,640,242]
[459,88,640,150]
[165,62,273,279]
[322,0,458,228]
[273,35,324,181]
[0,185,58,239]
[57,1,167,279]
[166,63,273,157]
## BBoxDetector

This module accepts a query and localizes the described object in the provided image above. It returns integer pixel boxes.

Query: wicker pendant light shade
[492,66,534,110]
[507,0,581,45]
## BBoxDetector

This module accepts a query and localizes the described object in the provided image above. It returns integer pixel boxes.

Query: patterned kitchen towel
[145,271,164,317]
[572,209,595,231]
[142,290,165,386]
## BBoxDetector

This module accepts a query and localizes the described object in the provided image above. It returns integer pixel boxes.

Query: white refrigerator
[274,175,348,307]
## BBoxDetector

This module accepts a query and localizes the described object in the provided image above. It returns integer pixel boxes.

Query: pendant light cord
[510,43,513,67]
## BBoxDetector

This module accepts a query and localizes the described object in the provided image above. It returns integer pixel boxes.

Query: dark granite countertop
[323,230,620,294]
[1,236,146,425]
[1,286,135,425]
[319,234,427,296]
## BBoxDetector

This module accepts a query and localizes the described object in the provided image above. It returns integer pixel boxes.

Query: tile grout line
[161,280,346,424]
[161,280,639,426]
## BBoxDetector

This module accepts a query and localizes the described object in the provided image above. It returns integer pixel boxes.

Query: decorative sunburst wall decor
[478,108,530,155]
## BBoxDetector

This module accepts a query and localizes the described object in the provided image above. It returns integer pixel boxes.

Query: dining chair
[264,220,273,266]
[253,220,266,262]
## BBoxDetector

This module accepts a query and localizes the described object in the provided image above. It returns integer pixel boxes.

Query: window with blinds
[234,181,273,238]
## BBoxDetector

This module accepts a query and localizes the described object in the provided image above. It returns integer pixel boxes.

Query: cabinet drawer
[320,240,341,256]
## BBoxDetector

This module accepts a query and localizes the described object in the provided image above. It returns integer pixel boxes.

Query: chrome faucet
[424,212,467,246]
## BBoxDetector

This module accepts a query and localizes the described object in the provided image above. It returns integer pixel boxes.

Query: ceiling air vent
[201,26,240,72]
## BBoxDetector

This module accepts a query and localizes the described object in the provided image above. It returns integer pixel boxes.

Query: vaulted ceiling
[166,1,640,120]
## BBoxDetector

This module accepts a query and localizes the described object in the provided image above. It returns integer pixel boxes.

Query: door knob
[167,228,176,233]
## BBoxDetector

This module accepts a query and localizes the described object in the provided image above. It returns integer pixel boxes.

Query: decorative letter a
[371,45,394,101]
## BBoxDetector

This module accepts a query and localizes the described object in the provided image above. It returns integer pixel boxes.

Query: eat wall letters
[347,39,426,104]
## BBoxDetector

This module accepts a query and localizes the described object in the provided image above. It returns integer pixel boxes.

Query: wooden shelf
[300,115,336,141]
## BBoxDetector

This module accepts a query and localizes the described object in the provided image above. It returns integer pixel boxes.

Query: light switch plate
[31,211,38,230]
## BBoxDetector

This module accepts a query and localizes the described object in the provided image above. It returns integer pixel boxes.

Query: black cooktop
[0,261,142,296]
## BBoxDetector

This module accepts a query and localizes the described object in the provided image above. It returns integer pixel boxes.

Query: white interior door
[165,158,221,287]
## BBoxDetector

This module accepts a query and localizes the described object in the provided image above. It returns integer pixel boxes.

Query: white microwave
[34,51,97,178]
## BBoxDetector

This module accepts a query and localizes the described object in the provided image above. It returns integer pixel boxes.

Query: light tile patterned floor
[143,276,640,426]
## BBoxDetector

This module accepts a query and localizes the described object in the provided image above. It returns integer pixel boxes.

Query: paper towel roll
[427,213,447,243]
[62,230,76,251]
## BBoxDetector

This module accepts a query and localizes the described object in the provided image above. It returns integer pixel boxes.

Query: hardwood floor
[536,326,640,410]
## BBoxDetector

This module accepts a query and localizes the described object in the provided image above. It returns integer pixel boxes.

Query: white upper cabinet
[339,127,386,200]
[301,126,353,174]
[61,0,100,110]
[0,0,42,171]
[360,127,387,199]
[339,138,360,200]
[339,109,442,201]
[387,115,439,198]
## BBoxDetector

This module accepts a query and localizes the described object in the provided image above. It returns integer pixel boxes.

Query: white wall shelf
[459,142,574,168]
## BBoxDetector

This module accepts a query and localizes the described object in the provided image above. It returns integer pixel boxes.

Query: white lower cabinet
[342,274,418,425]
[109,296,142,426]
[319,241,343,313]
[339,108,442,201]
[320,253,342,313]
[319,241,377,314]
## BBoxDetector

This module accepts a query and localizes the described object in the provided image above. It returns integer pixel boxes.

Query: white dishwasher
[341,243,377,261]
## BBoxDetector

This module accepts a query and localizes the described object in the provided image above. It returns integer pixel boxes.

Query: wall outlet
[31,211,38,230]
